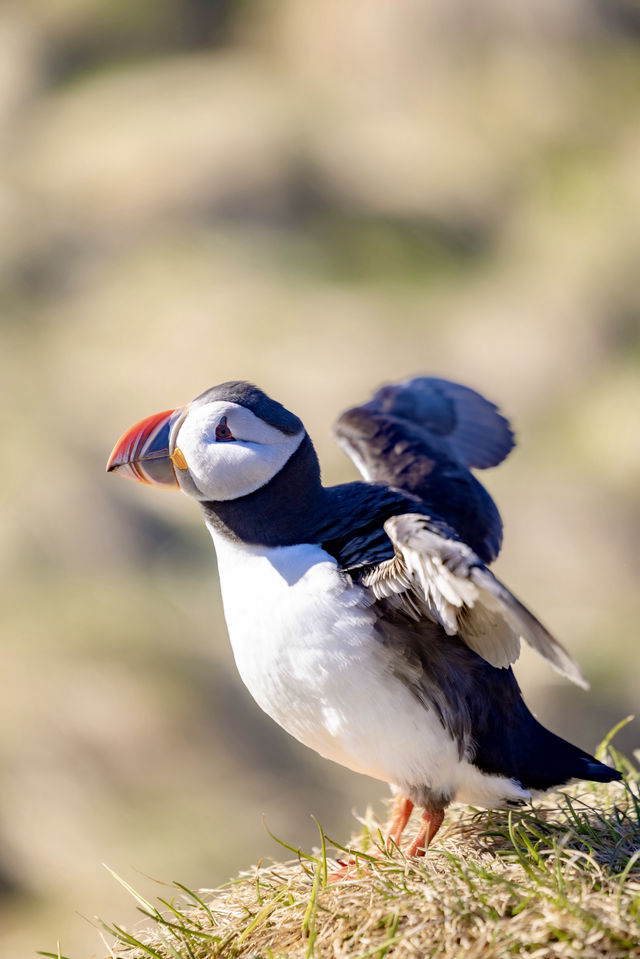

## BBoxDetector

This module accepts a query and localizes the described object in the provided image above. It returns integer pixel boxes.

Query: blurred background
[1,1,639,955]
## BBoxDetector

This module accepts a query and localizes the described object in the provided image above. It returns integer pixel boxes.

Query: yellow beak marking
[170,448,189,471]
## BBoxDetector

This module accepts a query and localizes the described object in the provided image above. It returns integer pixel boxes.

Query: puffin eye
[214,416,234,442]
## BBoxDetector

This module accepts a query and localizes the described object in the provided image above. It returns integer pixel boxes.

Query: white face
[173,400,305,501]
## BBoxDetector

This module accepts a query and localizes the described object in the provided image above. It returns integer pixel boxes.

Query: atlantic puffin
[107,378,621,856]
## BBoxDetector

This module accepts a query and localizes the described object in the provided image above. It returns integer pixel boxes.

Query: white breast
[207,525,529,810]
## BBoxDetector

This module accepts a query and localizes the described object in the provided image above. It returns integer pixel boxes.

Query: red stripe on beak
[106,407,186,489]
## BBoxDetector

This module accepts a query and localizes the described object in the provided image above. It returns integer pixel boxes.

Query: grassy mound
[43,744,640,959]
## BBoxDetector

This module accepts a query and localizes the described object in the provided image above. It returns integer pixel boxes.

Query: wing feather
[362,513,589,689]
[333,376,514,563]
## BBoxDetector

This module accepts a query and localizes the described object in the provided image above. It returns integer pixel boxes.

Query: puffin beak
[106,407,188,489]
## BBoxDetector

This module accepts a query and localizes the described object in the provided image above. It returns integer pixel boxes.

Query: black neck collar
[200,434,329,546]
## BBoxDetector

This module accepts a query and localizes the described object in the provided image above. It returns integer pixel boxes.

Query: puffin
[107,377,621,856]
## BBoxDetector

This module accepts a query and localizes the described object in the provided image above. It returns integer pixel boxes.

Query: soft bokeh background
[1,2,639,955]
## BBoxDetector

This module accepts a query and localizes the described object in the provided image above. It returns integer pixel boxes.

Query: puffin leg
[329,804,444,879]
[405,807,445,857]
[328,794,416,882]
[385,793,415,849]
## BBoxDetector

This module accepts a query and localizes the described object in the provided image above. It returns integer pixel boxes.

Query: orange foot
[326,856,373,883]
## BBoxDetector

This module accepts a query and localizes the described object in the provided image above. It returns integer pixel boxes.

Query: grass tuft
[41,745,640,959]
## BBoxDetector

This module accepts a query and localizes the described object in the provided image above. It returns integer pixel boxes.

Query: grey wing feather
[406,377,514,469]
[334,376,515,476]
[362,514,589,689]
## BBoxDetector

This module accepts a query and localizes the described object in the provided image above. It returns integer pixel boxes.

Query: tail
[471,676,623,792]
[515,718,622,792]
[571,754,622,784]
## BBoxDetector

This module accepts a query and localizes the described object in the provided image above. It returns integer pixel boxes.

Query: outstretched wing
[333,377,515,563]
[361,513,588,689]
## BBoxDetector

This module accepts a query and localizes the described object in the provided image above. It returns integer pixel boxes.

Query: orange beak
[106,407,187,489]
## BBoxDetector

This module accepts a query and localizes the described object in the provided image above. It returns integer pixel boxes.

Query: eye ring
[215,416,235,442]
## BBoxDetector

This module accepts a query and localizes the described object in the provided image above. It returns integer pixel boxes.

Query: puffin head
[107,381,306,502]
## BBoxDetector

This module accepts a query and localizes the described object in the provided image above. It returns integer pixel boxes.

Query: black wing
[333,377,515,563]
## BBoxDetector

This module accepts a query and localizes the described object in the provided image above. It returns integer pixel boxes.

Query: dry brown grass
[51,745,640,959]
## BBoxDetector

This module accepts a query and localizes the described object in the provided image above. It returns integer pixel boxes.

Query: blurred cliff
[0,2,639,955]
